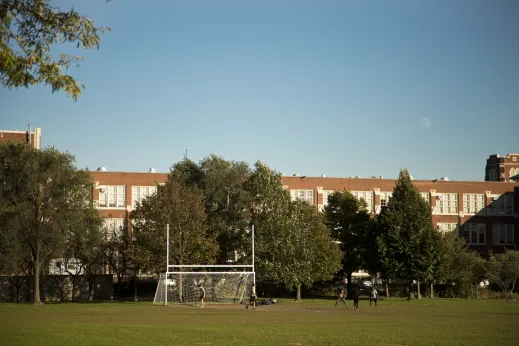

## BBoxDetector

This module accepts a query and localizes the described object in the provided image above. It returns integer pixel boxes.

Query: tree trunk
[295,284,302,302]
[133,272,138,302]
[33,257,43,305]
[417,280,421,299]
[429,282,434,298]
[407,279,414,301]
[385,280,389,298]
[346,271,353,299]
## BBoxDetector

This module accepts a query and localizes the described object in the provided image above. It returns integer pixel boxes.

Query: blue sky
[1,0,518,181]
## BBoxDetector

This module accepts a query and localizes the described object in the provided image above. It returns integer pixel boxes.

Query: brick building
[90,169,519,258]
[485,153,519,182]
[0,126,42,149]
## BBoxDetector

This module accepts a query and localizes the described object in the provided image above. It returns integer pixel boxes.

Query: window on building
[99,185,125,208]
[492,224,514,245]
[421,192,430,205]
[351,191,374,213]
[437,223,457,234]
[435,193,458,214]
[463,194,485,215]
[104,218,125,238]
[290,189,314,205]
[131,186,158,207]
[380,192,393,207]
[489,194,513,215]
[463,223,486,245]
[319,190,334,211]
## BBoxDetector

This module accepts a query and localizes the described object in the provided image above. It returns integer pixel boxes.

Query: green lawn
[1,298,518,345]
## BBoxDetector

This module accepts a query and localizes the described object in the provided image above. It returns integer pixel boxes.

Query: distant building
[486,154,519,182]
[0,125,42,149]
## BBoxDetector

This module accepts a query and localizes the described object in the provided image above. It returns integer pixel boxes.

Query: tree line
[1,143,518,304]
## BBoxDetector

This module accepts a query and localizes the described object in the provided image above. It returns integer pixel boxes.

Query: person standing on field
[246,283,257,310]
[198,284,206,307]
[353,285,360,310]
[370,287,378,307]
[334,286,347,308]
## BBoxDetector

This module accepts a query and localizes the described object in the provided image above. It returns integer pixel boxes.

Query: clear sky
[1,0,518,181]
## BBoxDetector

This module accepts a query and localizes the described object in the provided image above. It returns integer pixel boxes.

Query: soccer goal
[153,225,256,306]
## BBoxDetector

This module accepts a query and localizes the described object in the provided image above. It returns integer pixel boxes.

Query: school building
[2,126,519,257]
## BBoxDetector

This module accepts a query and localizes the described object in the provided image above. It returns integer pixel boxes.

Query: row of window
[292,189,514,216]
[462,223,514,245]
[98,185,157,209]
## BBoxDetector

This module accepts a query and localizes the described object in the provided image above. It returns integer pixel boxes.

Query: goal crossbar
[168,265,253,268]
[168,271,254,275]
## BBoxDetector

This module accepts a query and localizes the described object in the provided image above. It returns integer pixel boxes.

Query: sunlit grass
[1,298,518,345]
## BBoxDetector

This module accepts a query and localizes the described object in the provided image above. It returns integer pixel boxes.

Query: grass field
[1,298,518,345]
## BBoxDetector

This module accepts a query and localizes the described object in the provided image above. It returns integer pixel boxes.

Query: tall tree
[376,169,437,300]
[0,143,101,304]
[0,0,112,100]
[247,162,342,301]
[198,155,252,264]
[324,190,372,297]
[131,178,219,274]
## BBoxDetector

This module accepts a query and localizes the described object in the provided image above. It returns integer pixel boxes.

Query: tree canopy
[0,0,112,100]
[324,189,372,297]
[131,177,219,274]
[0,143,101,304]
[248,162,342,301]
[376,169,441,299]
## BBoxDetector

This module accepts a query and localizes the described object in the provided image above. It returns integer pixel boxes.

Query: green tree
[170,156,252,264]
[0,143,101,304]
[376,169,437,300]
[247,162,342,301]
[194,155,252,263]
[0,0,112,100]
[438,230,486,298]
[486,250,519,300]
[324,190,372,297]
[62,211,104,300]
[131,178,219,274]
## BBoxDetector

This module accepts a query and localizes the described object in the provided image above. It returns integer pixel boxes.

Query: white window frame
[463,194,485,215]
[437,223,457,234]
[99,185,126,209]
[319,190,334,212]
[131,186,157,207]
[351,191,374,213]
[492,224,514,246]
[290,189,314,205]
[435,193,458,215]
[421,192,430,205]
[104,218,125,238]
[380,192,393,207]
[463,223,486,245]
[488,194,513,216]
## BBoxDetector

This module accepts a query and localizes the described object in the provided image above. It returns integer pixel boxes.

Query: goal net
[153,224,256,306]
[153,270,254,305]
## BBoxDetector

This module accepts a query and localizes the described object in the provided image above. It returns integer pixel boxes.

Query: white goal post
[153,225,256,306]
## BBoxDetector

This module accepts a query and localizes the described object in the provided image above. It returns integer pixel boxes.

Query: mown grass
[1,298,518,345]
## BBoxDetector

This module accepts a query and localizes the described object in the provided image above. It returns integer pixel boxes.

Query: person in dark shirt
[353,285,360,310]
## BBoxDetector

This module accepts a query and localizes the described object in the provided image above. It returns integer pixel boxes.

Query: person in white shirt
[370,287,378,308]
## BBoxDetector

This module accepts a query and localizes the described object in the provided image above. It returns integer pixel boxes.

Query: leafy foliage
[0,0,112,100]
[375,169,441,299]
[0,143,101,304]
[248,162,342,300]
[170,155,252,264]
[324,189,372,296]
[486,250,519,299]
[131,178,219,273]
